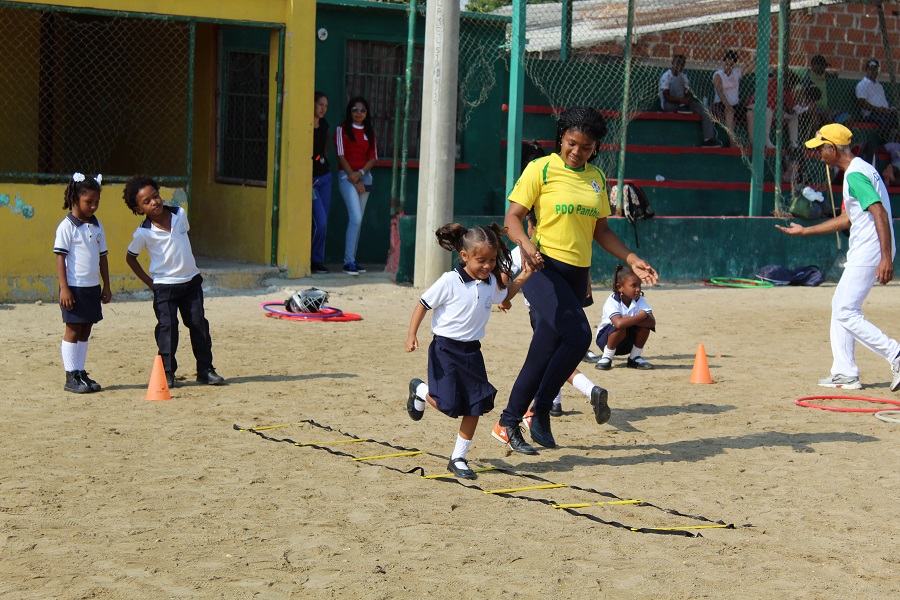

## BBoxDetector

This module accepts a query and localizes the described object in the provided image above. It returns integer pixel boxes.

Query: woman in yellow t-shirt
[491,106,659,455]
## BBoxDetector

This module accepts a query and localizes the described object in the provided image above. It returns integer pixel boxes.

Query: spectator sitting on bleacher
[746,72,802,149]
[711,50,744,148]
[796,54,835,138]
[659,54,722,147]
[856,59,898,143]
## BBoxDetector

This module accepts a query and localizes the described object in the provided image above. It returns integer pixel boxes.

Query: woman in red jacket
[335,96,377,275]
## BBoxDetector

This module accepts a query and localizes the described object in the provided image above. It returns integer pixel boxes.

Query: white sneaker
[817,374,862,390]
[891,354,900,392]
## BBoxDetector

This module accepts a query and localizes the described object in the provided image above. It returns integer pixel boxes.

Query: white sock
[552,391,562,405]
[76,341,88,371]
[571,373,595,397]
[451,434,472,465]
[602,346,616,360]
[629,347,643,360]
[61,341,78,371]
[414,382,428,411]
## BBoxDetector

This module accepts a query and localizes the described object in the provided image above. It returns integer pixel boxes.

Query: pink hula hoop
[794,395,900,413]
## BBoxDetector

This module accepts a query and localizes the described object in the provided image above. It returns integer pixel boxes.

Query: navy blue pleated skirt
[427,335,496,418]
[60,285,103,324]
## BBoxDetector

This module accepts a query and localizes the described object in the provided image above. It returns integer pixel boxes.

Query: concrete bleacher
[502,96,900,217]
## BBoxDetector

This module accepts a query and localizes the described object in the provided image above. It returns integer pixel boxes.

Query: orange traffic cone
[146,355,172,401]
[690,344,714,384]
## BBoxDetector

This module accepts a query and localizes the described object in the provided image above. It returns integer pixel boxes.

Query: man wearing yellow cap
[777,123,900,391]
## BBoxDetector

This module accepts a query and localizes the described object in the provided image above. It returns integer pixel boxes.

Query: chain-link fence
[472,0,900,218]
[0,3,192,183]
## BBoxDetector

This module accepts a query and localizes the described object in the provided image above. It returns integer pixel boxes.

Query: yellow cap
[805,123,852,148]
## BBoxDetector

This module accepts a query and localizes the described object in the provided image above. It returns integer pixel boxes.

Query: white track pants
[830,265,900,377]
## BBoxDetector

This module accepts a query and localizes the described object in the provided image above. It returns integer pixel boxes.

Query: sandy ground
[2,271,900,599]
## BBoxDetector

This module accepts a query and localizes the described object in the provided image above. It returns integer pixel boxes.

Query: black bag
[611,182,655,247]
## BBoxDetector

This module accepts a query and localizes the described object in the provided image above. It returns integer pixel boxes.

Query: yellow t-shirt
[508,153,611,267]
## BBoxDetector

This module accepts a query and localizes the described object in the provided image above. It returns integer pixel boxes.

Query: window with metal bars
[216,27,270,185]
[344,39,424,159]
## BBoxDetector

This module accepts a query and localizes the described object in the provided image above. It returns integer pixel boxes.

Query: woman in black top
[311,91,332,274]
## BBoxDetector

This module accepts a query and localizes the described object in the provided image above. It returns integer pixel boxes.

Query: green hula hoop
[708,277,774,289]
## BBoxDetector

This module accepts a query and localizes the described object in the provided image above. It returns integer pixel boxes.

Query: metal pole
[614,0,636,216]
[185,22,196,211]
[560,0,573,62]
[504,0,526,201]
[270,27,286,266]
[773,0,787,212]
[400,0,417,213]
[390,76,402,211]
[748,0,772,216]
[877,3,899,109]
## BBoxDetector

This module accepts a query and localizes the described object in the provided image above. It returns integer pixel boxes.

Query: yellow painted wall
[1,0,317,299]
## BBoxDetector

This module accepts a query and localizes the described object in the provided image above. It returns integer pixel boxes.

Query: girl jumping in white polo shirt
[53,173,111,394]
[404,223,532,480]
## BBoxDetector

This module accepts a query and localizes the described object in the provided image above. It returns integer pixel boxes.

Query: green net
[0,3,191,182]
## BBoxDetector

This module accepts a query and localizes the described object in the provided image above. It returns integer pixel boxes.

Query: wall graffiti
[0,193,35,219]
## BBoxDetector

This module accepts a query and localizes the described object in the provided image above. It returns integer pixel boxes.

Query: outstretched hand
[629,257,659,287]
[775,222,805,236]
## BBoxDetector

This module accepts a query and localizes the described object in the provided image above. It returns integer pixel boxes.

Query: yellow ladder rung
[295,438,367,446]
[422,466,498,479]
[634,524,731,532]
[353,451,422,461]
[484,483,567,495]
[239,422,303,432]
[552,499,644,509]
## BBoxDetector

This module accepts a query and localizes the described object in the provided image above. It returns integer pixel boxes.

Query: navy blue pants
[500,255,592,426]
[153,274,214,375]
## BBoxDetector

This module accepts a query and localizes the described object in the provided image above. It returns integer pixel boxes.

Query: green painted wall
[396,215,899,285]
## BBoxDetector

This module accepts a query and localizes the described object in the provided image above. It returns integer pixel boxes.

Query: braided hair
[63,175,101,210]
[555,106,607,161]
[434,222,513,289]
[612,264,642,298]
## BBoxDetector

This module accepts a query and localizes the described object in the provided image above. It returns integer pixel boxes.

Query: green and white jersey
[843,157,895,267]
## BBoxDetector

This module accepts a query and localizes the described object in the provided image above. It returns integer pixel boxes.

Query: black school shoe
[197,369,225,385]
[626,357,654,370]
[590,386,611,425]
[311,262,330,274]
[64,370,91,394]
[166,371,177,389]
[447,458,477,480]
[528,411,557,448]
[407,378,425,421]
[549,402,564,417]
[79,371,101,392]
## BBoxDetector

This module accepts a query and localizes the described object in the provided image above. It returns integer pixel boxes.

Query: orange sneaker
[491,421,539,455]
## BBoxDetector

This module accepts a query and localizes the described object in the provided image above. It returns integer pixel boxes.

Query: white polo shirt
[420,264,508,342]
[127,206,200,284]
[856,77,890,116]
[53,213,108,287]
[598,292,653,330]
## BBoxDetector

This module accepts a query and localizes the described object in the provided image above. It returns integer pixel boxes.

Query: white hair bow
[72,172,85,182]
[94,174,102,185]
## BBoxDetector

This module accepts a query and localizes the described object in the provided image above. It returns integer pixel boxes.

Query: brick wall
[586,2,900,75]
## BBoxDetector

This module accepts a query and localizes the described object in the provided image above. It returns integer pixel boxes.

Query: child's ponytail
[435,222,468,253]
[434,222,513,289]
[62,172,102,210]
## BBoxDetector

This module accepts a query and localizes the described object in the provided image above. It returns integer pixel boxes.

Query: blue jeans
[337,171,372,264]
[311,172,332,264]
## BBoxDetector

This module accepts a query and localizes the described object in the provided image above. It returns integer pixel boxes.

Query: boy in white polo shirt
[124,176,224,389]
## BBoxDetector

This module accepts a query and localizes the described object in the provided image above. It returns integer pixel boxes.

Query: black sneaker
[626,356,654,370]
[197,369,225,385]
[407,378,425,421]
[64,370,91,394]
[447,458,477,480]
[342,262,360,275]
[491,421,539,455]
[79,371,101,392]
[590,386,611,425]
[311,263,329,274]
[527,411,557,448]
[166,371,177,389]
[549,402,564,417]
